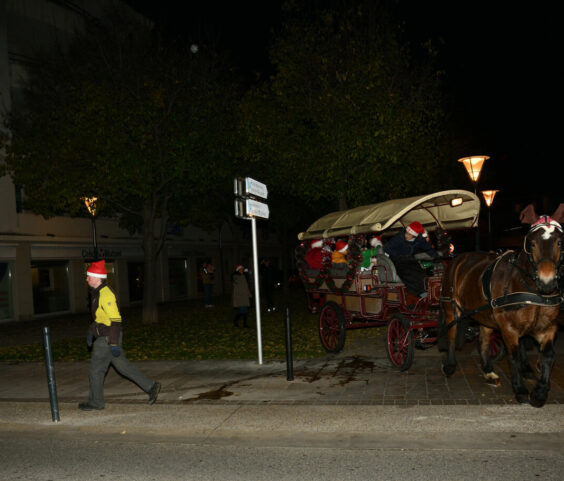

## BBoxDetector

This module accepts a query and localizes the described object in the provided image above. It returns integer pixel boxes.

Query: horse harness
[482,250,563,309]
[440,249,563,332]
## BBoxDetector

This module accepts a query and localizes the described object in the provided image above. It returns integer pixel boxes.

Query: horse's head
[524,216,564,294]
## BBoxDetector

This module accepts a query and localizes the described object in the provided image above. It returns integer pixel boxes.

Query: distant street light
[82,196,98,260]
[481,189,499,251]
[458,155,490,251]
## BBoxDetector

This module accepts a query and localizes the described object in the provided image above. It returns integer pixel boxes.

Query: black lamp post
[82,196,98,260]
[458,155,489,251]
[481,189,499,251]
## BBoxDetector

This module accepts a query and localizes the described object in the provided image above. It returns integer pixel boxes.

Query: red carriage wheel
[318,301,346,353]
[385,313,414,371]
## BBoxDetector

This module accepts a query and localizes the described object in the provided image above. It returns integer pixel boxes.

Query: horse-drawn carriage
[296,190,504,370]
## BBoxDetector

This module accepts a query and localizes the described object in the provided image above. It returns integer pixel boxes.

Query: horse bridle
[522,218,564,290]
[439,221,564,334]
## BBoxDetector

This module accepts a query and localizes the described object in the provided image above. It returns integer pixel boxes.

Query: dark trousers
[393,256,426,296]
[203,284,213,305]
[233,306,249,327]
[88,335,154,408]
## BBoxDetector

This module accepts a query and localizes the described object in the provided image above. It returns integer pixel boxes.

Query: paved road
[2,324,564,480]
[2,424,564,481]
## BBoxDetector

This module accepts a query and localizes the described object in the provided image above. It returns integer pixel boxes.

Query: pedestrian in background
[200,261,215,307]
[232,264,251,328]
[79,260,161,411]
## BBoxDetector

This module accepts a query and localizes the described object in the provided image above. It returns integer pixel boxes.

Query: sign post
[234,177,269,365]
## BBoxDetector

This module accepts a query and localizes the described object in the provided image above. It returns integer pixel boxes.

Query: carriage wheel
[318,301,346,353]
[489,331,506,362]
[385,313,414,371]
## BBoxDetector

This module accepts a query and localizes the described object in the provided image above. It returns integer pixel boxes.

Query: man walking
[79,260,160,411]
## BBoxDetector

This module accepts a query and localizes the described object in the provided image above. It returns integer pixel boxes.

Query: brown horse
[440,215,563,407]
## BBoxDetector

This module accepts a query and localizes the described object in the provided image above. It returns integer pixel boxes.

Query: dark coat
[232,272,251,307]
[384,229,438,262]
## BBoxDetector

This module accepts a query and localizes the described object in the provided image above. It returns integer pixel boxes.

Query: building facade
[0,0,279,321]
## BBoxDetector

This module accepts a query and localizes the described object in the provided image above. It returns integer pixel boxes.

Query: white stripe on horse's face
[538,224,556,240]
[531,221,562,240]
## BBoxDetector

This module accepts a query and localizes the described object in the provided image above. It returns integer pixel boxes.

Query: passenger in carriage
[384,221,438,298]
[331,240,349,265]
[304,239,324,270]
[360,235,384,271]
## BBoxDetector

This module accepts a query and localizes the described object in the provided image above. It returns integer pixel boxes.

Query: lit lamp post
[458,155,489,251]
[481,189,498,251]
[82,196,98,260]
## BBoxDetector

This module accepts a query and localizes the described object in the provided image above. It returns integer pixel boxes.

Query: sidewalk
[2,331,564,450]
[2,330,564,407]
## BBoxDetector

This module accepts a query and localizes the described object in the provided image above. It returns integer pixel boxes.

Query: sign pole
[251,217,263,364]
[234,177,268,365]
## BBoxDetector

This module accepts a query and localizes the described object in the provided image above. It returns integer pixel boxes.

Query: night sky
[129,1,561,221]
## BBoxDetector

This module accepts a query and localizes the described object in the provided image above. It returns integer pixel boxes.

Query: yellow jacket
[89,284,121,345]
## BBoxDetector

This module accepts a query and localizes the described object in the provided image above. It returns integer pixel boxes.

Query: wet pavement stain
[190,384,234,401]
[293,356,380,387]
[195,387,234,400]
[330,356,376,387]
[293,360,331,383]
[338,356,376,372]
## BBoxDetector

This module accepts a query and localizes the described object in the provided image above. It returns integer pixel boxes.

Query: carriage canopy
[298,190,480,240]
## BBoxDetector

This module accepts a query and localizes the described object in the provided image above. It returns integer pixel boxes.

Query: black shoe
[78,402,104,411]
[148,382,161,405]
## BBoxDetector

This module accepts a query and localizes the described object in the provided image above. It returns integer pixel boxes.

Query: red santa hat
[86,260,107,279]
[406,221,425,237]
[235,264,244,272]
[310,239,323,249]
[335,240,348,253]
[369,236,382,248]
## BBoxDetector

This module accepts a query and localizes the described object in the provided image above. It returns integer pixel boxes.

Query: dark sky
[400,2,561,219]
[130,1,561,218]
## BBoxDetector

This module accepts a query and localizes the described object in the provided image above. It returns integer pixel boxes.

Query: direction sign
[246,198,269,219]
[245,177,268,199]
[234,177,268,200]
[234,198,270,220]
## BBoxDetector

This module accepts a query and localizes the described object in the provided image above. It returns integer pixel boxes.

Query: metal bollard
[42,327,60,422]
[284,308,294,381]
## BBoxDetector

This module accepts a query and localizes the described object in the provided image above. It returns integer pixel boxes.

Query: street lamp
[82,196,98,260]
[481,189,499,251]
[458,155,489,251]
[457,155,489,187]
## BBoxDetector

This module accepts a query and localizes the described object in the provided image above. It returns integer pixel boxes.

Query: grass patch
[0,289,327,362]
